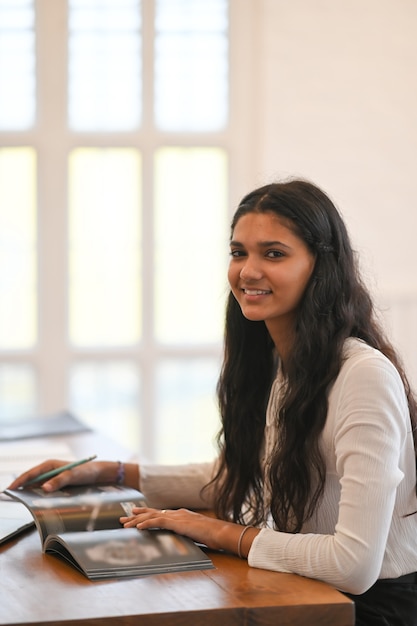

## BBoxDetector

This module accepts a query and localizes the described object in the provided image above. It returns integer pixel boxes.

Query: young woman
[10,180,417,625]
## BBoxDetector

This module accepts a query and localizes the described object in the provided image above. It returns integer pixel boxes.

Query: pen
[22,455,97,487]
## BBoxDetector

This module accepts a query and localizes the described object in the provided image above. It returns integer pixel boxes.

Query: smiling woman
[10,178,417,626]
[228,212,315,350]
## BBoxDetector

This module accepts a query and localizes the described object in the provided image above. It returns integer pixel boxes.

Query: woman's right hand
[7,459,116,492]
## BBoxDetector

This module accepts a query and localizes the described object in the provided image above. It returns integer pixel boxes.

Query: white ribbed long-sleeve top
[140,338,417,594]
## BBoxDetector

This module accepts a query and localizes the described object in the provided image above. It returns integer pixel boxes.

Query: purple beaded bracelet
[116,461,125,485]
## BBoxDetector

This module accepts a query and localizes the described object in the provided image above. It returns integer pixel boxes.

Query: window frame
[0,0,257,461]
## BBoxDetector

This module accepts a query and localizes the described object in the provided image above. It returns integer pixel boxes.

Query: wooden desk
[0,433,354,626]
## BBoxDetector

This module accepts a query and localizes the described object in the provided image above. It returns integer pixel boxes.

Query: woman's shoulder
[340,337,404,389]
[343,337,392,365]
[328,338,410,444]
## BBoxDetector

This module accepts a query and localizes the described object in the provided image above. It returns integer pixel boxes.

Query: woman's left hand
[120,506,240,553]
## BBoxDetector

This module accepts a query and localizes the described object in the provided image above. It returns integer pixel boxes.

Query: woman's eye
[266,250,284,259]
[230,249,245,258]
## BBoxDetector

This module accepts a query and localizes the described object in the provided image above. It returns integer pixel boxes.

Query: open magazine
[5,484,214,580]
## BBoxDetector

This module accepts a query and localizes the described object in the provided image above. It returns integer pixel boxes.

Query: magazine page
[5,484,146,545]
[44,527,214,580]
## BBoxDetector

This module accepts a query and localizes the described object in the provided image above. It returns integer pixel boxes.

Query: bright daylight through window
[0,0,231,464]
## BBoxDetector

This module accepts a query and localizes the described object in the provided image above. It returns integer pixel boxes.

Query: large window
[0,0,252,463]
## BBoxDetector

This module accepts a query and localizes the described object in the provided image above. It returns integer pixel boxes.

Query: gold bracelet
[237,525,253,559]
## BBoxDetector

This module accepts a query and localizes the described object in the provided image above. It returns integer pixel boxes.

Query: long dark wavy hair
[209,179,417,532]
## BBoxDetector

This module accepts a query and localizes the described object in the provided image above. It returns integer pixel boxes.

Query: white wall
[243,0,417,382]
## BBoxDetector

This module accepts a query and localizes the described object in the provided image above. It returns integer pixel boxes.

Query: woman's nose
[239,258,263,281]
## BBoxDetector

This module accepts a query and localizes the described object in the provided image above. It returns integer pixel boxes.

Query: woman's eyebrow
[230,239,291,250]
[258,240,291,249]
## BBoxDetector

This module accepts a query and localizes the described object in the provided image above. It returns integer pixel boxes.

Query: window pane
[0,365,36,421]
[69,361,140,451]
[154,147,228,345]
[0,0,35,129]
[155,0,228,131]
[155,358,219,463]
[68,148,141,347]
[68,0,142,131]
[0,148,37,349]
